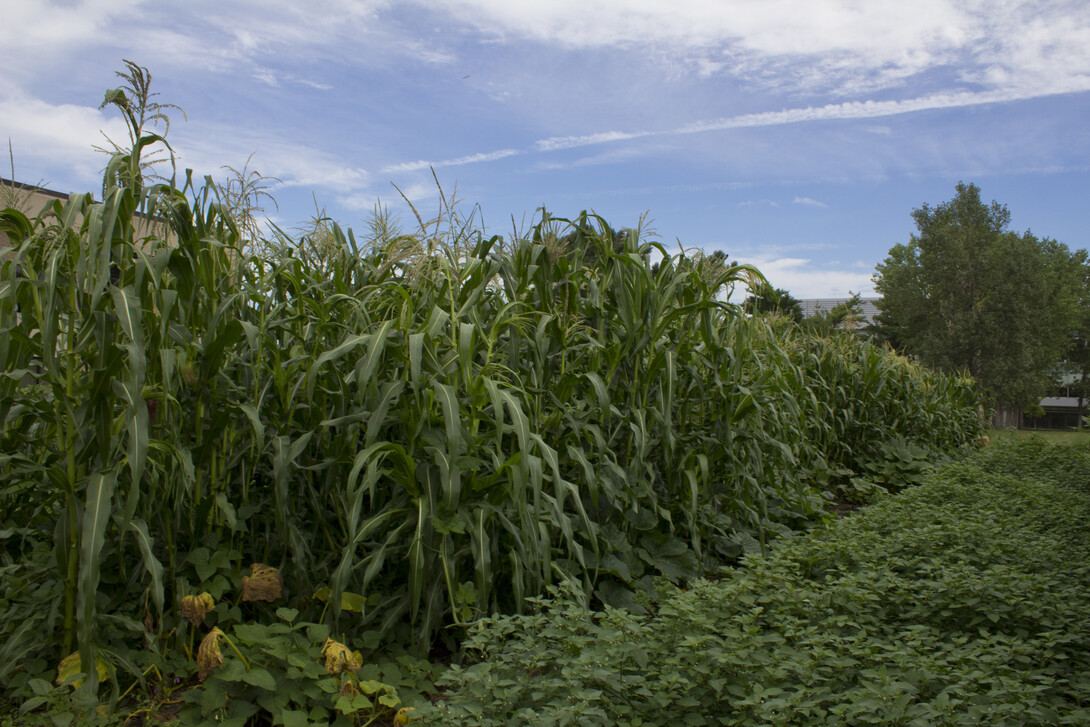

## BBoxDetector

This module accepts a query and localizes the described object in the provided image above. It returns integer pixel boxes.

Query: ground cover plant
[429,437,1090,726]
[990,427,1090,447]
[1,66,983,724]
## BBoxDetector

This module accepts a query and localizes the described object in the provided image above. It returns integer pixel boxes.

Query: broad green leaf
[241,667,277,691]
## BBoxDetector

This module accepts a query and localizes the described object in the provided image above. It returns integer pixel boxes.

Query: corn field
[0,90,983,697]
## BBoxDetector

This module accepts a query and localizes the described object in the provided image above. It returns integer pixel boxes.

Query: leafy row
[431,437,1090,726]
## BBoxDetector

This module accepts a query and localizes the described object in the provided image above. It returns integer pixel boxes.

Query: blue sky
[3,0,1089,298]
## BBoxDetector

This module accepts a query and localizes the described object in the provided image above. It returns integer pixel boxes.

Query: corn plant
[0,66,985,709]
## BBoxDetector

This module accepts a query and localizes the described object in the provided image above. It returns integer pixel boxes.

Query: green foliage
[93,59,185,195]
[743,285,804,323]
[0,165,980,670]
[1,569,432,725]
[0,678,126,727]
[841,435,937,504]
[803,293,865,335]
[429,439,1090,726]
[1,63,985,721]
[783,330,982,481]
[873,182,1082,408]
[174,609,422,727]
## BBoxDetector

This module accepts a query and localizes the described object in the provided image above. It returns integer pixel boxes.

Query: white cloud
[424,0,1090,95]
[247,66,337,91]
[198,0,389,54]
[0,0,144,53]
[253,68,280,87]
[734,255,876,298]
[429,0,965,57]
[12,1,1085,105]
[678,87,1090,135]
[383,148,520,173]
[793,196,828,208]
[0,31,375,200]
[4,0,1086,239]
[0,0,438,90]
[179,141,370,193]
[392,181,440,204]
[336,178,442,216]
[0,95,131,187]
[534,130,652,152]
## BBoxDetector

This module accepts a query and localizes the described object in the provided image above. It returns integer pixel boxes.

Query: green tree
[873,182,1081,409]
[744,285,804,323]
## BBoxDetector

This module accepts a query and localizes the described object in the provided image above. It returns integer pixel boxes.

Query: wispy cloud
[680,86,1090,135]
[383,148,521,173]
[250,66,336,90]
[182,143,370,192]
[383,83,1090,174]
[253,68,280,87]
[0,78,378,200]
[534,145,653,170]
[533,130,652,152]
[3,0,1085,271]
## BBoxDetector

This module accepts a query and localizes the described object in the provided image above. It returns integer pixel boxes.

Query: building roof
[798,297,881,326]
[1,177,71,201]
[1040,397,1083,408]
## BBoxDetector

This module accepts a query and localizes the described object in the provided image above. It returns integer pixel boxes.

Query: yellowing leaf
[197,627,225,681]
[179,592,215,627]
[241,563,283,602]
[55,652,109,688]
[321,637,361,675]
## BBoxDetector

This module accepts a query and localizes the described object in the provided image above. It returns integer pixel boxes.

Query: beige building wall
[1,179,70,255]
[1,178,173,257]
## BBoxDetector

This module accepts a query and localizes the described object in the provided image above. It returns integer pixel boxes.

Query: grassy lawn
[990,427,1090,446]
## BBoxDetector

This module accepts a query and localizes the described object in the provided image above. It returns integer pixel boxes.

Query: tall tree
[873,182,1081,409]
[744,284,804,323]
